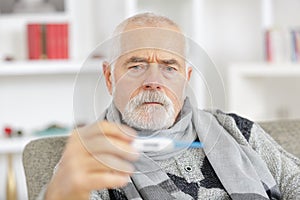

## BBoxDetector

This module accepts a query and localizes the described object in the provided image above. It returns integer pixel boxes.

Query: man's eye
[129,65,144,70]
[165,66,177,72]
[126,64,147,77]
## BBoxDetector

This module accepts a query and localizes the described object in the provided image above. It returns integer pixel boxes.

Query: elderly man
[42,13,300,200]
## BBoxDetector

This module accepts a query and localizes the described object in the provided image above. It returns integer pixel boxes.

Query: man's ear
[103,61,113,95]
[187,66,192,81]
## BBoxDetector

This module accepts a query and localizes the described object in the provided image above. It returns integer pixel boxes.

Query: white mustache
[123,90,175,130]
[132,90,171,107]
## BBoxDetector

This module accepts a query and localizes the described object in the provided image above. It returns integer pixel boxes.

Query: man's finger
[77,121,136,142]
[82,135,139,161]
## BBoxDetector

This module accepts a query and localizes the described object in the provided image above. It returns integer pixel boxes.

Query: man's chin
[123,103,175,130]
[131,121,170,131]
[124,112,173,130]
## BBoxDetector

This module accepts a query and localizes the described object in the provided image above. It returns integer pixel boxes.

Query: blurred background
[0,0,300,199]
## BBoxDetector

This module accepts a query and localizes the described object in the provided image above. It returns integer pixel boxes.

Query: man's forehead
[115,27,186,59]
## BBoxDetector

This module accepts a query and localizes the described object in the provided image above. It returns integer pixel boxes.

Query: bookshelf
[0,60,103,200]
[227,63,300,121]
[225,0,300,121]
[0,0,74,60]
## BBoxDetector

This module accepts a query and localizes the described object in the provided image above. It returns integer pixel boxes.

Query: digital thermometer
[132,137,203,152]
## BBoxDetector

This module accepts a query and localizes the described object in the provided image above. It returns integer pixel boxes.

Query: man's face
[103,27,192,130]
[104,49,192,130]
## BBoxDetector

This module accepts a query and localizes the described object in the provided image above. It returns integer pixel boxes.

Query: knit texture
[90,112,300,200]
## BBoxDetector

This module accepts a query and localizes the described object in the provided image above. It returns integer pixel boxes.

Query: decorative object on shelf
[6,153,17,200]
[33,123,69,136]
[4,55,15,62]
[13,0,56,14]
[27,23,69,60]
[0,0,65,14]
[3,126,13,137]
[3,126,23,138]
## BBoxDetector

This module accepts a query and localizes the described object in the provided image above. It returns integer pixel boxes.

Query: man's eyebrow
[159,59,181,67]
[125,56,148,64]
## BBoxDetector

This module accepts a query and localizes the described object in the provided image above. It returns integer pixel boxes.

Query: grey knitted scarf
[102,98,281,200]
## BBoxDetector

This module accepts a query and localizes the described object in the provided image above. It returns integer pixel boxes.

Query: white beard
[122,90,175,130]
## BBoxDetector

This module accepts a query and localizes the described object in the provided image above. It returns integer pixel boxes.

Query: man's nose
[142,63,163,90]
[143,82,162,90]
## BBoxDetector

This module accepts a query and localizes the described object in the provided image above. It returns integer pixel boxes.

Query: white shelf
[0,12,69,23]
[227,62,300,121]
[0,137,37,154]
[0,60,102,76]
[0,134,69,154]
[230,63,300,78]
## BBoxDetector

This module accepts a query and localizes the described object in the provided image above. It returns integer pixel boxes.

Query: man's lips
[143,102,163,106]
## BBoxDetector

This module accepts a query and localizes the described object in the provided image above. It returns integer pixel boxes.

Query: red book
[53,24,59,59]
[61,24,69,59]
[46,23,69,59]
[57,24,63,59]
[46,24,56,59]
[265,29,272,62]
[296,31,300,62]
[27,24,42,60]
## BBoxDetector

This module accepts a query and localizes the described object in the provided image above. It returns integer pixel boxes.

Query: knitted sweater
[90,113,300,200]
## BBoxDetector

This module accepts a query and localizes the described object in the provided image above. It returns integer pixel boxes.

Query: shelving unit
[0,1,72,198]
[0,133,70,200]
[0,0,74,59]
[227,63,300,121]
[0,2,101,198]
[225,0,300,121]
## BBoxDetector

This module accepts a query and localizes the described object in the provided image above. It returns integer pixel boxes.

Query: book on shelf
[291,29,300,62]
[264,28,289,63]
[27,24,42,60]
[27,23,69,60]
[264,27,300,63]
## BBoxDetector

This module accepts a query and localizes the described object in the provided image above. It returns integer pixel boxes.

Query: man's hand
[45,121,139,200]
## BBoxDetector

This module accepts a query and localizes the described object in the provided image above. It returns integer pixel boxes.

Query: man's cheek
[114,85,136,111]
[167,87,184,102]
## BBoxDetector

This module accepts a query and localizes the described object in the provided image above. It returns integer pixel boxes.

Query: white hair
[113,12,181,36]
